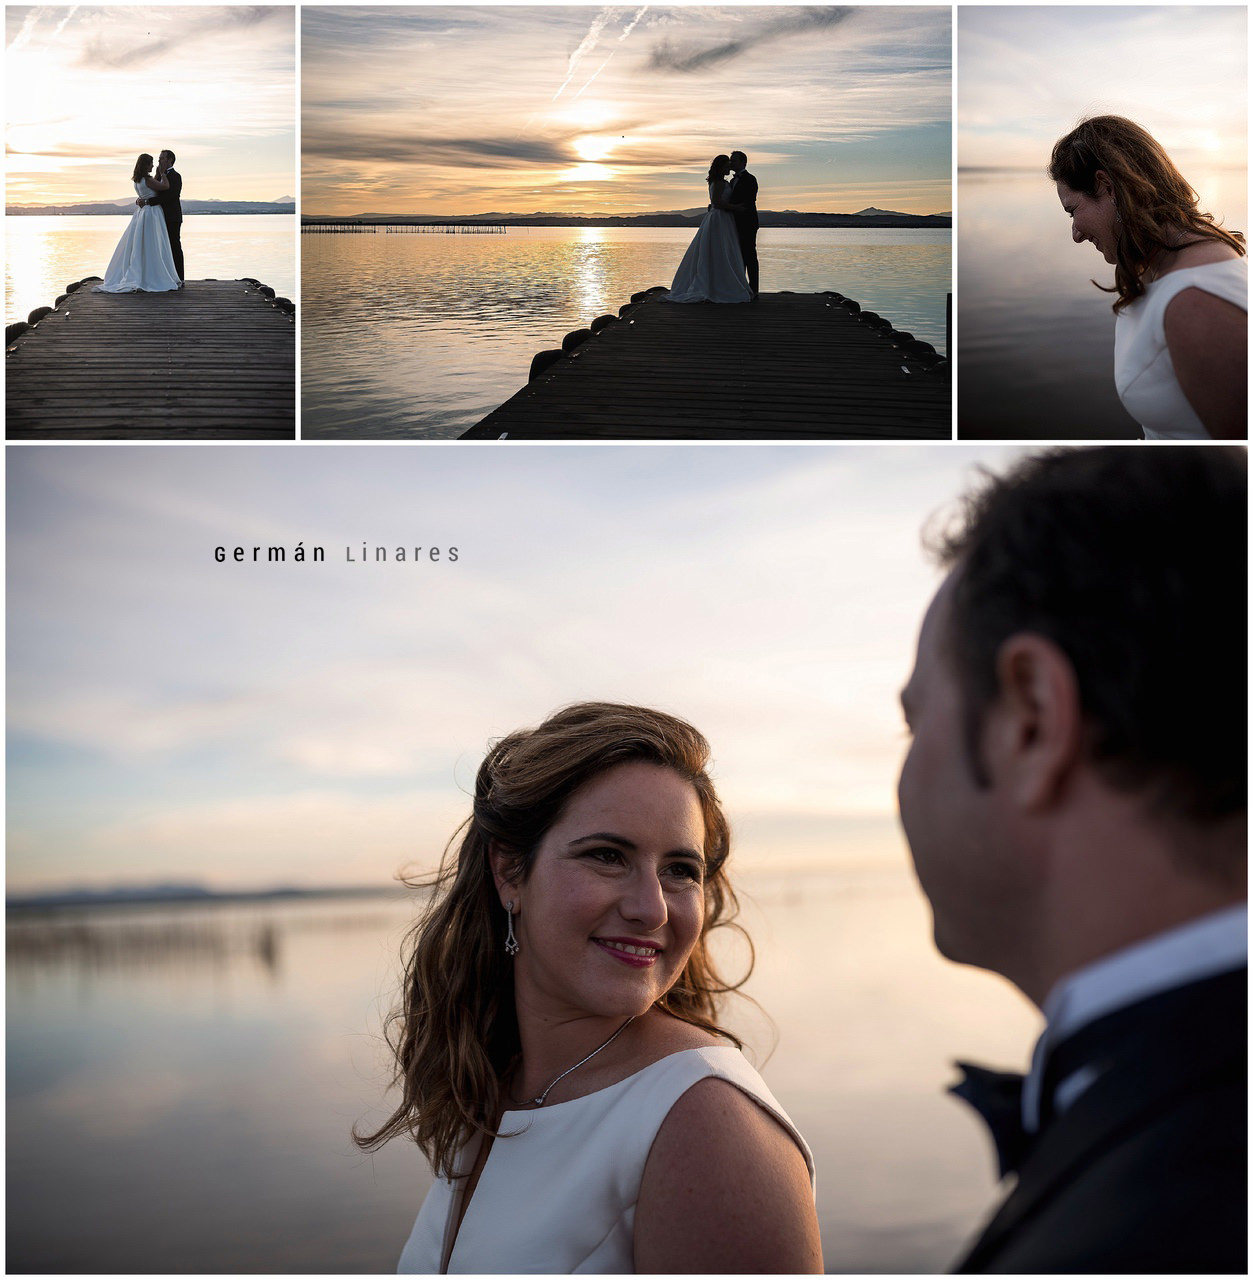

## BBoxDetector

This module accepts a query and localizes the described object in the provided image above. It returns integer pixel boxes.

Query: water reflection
[958,167,1246,438]
[4,215,297,323]
[302,226,951,438]
[7,868,1036,1273]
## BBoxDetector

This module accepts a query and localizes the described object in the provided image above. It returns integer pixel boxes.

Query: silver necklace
[521,1015,636,1107]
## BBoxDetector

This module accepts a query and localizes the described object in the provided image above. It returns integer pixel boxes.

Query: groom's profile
[899,447,1246,1273]
[142,149,184,284]
[727,150,759,298]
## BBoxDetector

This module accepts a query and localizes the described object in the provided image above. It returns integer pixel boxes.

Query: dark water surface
[301,226,951,438]
[958,167,1246,438]
[7,863,1037,1273]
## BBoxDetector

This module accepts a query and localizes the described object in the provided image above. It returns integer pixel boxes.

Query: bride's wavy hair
[706,154,731,184]
[353,701,751,1178]
[1049,115,1245,313]
[132,153,154,183]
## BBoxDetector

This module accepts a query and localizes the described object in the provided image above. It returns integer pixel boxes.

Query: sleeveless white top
[397,1045,814,1274]
[1113,257,1247,439]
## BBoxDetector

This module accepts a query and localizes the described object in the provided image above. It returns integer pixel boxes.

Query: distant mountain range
[9,197,295,216]
[305,207,950,229]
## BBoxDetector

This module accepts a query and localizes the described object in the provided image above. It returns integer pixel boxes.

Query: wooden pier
[462,290,950,440]
[5,279,295,439]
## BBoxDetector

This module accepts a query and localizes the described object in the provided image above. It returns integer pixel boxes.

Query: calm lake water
[7,858,1039,1274]
[958,166,1247,439]
[301,226,952,438]
[4,215,297,324]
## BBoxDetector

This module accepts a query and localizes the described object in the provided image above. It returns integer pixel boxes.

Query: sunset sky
[5,6,296,206]
[959,6,1247,175]
[302,6,952,217]
[8,444,1025,896]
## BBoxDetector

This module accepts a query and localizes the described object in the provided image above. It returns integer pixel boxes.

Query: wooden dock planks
[5,280,295,439]
[463,291,950,440]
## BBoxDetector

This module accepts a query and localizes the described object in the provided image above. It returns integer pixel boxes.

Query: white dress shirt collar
[1022,902,1247,1131]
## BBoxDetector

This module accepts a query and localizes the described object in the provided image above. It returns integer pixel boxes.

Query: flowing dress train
[93,180,181,294]
[664,181,752,304]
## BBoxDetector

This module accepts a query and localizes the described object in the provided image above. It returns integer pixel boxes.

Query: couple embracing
[94,150,184,295]
[665,148,759,304]
[362,447,1246,1274]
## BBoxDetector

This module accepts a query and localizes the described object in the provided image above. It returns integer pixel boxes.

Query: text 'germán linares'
[214,545,460,563]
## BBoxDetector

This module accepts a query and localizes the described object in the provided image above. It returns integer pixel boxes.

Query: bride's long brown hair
[706,154,731,184]
[354,702,750,1178]
[1049,116,1245,313]
[132,153,154,184]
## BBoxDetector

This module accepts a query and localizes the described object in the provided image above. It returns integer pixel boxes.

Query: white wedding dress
[397,1046,814,1273]
[664,181,752,304]
[1114,257,1247,439]
[93,180,181,294]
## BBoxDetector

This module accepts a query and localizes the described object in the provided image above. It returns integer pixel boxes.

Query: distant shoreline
[302,212,951,230]
[7,885,404,912]
[8,203,295,217]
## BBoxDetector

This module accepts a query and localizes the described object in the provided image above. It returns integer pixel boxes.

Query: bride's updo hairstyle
[706,154,731,184]
[1049,115,1245,312]
[354,701,749,1177]
[132,153,154,183]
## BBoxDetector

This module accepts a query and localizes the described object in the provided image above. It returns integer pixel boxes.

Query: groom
[898,447,1246,1272]
[727,150,759,298]
[139,149,184,284]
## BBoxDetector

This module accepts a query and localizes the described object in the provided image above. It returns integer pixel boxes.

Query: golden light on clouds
[301,8,952,217]
[5,7,295,206]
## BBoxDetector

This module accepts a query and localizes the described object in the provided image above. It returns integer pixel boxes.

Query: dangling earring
[504,900,519,956]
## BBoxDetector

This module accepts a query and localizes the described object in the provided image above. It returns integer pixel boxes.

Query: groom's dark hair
[162,149,176,163]
[729,150,747,167]
[930,446,1246,829]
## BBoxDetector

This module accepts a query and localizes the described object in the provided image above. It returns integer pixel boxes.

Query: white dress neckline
[398,1044,813,1274]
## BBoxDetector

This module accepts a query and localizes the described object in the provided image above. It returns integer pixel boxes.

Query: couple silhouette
[665,149,759,304]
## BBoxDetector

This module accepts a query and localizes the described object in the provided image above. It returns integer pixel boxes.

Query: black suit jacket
[730,169,758,235]
[154,168,183,224]
[955,967,1247,1274]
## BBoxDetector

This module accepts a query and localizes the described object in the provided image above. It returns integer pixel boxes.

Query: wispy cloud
[5,6,295,204]
[76,5,287,70]
[648,7,855,74]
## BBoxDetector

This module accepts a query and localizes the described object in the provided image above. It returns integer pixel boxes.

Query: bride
[94,154,182,294]
[664,155,752,304]
[1049,116,1246,438]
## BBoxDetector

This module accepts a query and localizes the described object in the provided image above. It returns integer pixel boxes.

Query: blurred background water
[300,226,952,438]
[7,856,1039,1274]
[957,166,1247,439]
[4,215,297,324]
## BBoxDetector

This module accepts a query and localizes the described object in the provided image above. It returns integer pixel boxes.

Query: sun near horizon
[302,7,952,220]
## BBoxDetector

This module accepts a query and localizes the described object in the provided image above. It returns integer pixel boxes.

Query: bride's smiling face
[1056,177,1119,264]
[496,761,708,1023]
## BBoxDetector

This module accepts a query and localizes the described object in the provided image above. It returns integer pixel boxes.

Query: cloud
[552,7,617,100]
[648,7,855,74]
[302,127,574,169]
[76,6,287,70]
[7,140,130,159]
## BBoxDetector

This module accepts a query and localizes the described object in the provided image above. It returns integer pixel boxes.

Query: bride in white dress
[93,154,181,294]
[357,703,822,1274]
[1049,116,1246,439]
[664,155,752,304]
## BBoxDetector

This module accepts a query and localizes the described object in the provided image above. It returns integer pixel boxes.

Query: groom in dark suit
[898,446,1247,1273]
[142,149,184,283]
[727,150,759,298]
